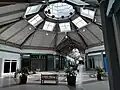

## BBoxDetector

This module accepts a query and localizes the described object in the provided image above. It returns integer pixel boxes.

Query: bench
[41,74,58,85]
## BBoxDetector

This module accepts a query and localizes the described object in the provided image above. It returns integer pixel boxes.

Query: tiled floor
[0,81,109,90]
[0,71,109,90]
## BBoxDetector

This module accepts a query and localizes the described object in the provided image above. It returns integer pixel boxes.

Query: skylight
[59,22,71,32]
[25,4,42,15]
[80,8,95,19]
[49,0,58,2]
[72,17,87,28]
[43,21,56,31]
[67,0,89,5]
[44,2,75,20]
[28,14,43,27]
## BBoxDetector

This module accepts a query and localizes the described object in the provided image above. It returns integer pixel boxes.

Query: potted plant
[64,64,77,86]
[95,67,104,80]
[19,67,29,84]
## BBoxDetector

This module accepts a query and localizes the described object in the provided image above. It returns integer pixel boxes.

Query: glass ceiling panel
[72,17,87,28]
[44,2,75,20]
[67,0,89,5]
[28,14,43,27]
[43,21,56,31]
[80,8,95,19]
[25,4,42,15]
[59,22,71,32]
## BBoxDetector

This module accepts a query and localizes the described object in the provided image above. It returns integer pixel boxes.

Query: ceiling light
[46,32,48,35]
[29,27,32,30]
[83,29,86,32]
[65,35,68,38]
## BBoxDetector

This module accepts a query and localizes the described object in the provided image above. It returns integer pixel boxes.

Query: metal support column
[100,0,120,90]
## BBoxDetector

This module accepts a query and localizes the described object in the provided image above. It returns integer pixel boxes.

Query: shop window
[4,60,17,73]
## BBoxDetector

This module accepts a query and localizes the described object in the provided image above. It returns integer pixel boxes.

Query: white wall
[0,44,21,76]
[85,45,105,53]
[0,44,57,76]
[0,51,21,75]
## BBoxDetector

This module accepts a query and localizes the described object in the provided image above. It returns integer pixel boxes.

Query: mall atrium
[0,0,119,90]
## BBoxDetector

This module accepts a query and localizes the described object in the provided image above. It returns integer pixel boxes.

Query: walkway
[0,71,109,90]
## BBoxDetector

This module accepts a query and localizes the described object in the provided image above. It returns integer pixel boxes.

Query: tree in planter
[64,64,77,86]
[95,67,104,80]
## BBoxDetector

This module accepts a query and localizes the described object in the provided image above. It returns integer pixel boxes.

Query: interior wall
[0,51,21,76]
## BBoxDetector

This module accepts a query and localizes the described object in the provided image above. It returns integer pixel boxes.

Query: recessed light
[46,32,48,35]
[83,29,86,32]
[65,35,68,38]
[29,27,32,30]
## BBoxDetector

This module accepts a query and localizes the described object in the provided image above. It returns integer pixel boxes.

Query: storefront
[21,54,66,71]
[85,51,108,72]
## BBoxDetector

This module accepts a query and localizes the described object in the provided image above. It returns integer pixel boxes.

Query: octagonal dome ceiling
[0,0,103,54]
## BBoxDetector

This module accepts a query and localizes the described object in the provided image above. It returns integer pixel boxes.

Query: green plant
[95,67,104,74]
[95,67,104,80]
[19,67,29,84]
[21,67,29,74]
[32,70,36,74]
[64,64,77,76]
[64,63,77,86]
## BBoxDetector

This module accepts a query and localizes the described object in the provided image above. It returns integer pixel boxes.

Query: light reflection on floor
[76,65,84,86]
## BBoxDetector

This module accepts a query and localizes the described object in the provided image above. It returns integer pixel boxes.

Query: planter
[97,73,102,80]
[19,74,27,84]
[67,76,76,86]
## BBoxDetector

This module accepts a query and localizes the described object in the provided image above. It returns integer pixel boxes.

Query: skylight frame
[72,16,88,29]
[59,22,71,32]
[25,4,42,15]
[43,21,56,31]
[66,0,89,5]
[28,14,43,27]
[80,8,96,19]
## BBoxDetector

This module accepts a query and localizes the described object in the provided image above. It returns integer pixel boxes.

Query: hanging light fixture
[61,16,64,18]
[48,9,51,14]
[52,15,55,18]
